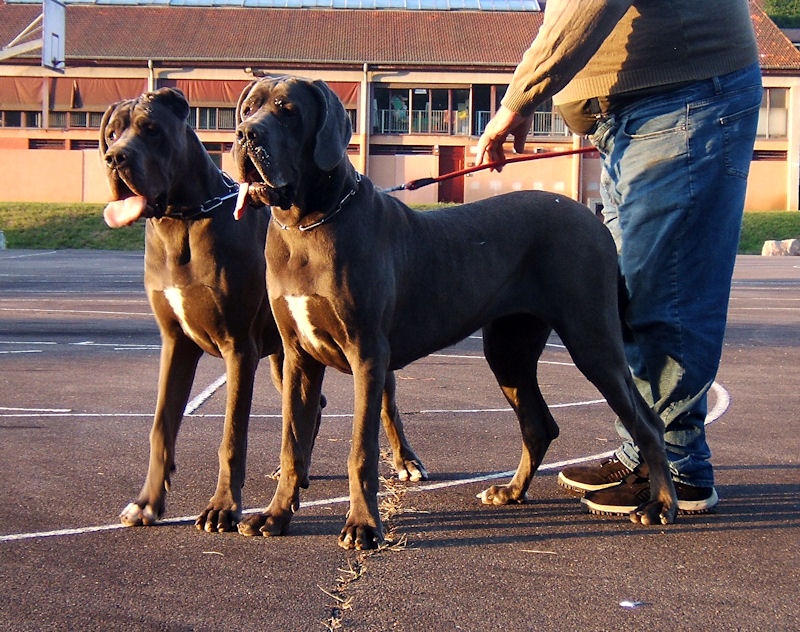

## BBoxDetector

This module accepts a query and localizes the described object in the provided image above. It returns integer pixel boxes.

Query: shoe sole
[581,488,719,516]
[557,472,624,494]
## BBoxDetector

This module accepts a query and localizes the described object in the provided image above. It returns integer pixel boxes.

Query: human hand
[475,106,533,172]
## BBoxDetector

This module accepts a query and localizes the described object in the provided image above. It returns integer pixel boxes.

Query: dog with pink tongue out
[99,87,426,534]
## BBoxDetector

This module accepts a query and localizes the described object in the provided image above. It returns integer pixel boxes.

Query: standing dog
[101,88,425,533]
[233,76,678,549]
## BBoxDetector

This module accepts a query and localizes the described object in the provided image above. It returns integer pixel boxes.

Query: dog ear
[147,87,190,122]
[99,101,121,159]
[236,80,259,128]
[310,79,352,172]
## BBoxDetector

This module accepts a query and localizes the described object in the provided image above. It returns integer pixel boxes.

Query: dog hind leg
[477,315,559,505]
[556,313,678,525]
[381,371,428,482]
[237,347,326,537]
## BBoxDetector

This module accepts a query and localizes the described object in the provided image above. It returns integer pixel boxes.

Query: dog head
[100,87,192,226]
[233,76,352,210]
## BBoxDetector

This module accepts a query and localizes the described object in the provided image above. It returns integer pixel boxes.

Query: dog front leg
[121,333,202,526]
[339,354,387,550]
[195,341,260,533]
[237,347,325,537]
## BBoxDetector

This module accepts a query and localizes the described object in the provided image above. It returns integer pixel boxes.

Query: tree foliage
[764,0,800,28]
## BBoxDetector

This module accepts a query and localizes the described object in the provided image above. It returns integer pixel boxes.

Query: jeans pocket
[721,102,761,179]
[619,93,689,140]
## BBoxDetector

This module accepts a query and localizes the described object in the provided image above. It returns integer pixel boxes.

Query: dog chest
[280,294,350,371]
[162,286,214,350]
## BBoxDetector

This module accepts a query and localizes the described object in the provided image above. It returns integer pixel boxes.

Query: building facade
[1,0,799,211]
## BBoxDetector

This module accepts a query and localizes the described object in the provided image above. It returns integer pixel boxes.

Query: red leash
[382,146,597,193]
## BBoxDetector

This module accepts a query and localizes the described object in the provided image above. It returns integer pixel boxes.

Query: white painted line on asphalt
[0,307,151,316]
[0,376,730,544]
[0,340,57,345]
[70,341,160,351]
[431,353,575,366]
[707,381,729,424]
[418,399,606,414]
[185,374,227,415]
[0,450,615,544]
[0,406,71,413]
[0,251,57,259]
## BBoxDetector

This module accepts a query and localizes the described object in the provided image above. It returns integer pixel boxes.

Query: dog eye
[274,98,293,114]
[141,121,160,136]
[107,130,117,142]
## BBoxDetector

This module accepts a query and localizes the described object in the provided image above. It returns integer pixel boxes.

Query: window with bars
[190,107,237,130]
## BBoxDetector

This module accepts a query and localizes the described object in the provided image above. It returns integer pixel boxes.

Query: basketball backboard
[0,0,66,70]
[42,0,66,72]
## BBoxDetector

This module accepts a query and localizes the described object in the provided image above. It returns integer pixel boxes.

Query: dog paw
[629,501,678,526]
[396,459,429,483]
[237,512,291,537]
[119,502,159,527]
[338,523,384,550]
[195,506,240,533]
[476,485,527,506]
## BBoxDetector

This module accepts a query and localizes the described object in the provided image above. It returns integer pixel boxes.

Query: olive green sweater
[501,0,760,115]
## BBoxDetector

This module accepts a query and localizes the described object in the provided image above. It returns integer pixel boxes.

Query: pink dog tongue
[103,196,148,228]
[233,182,249,220]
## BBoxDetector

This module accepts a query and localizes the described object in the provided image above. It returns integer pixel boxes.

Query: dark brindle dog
[232,76,678,550]
[100,87,426,532]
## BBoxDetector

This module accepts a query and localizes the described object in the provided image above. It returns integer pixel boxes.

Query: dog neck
[271,169,361,232]
[154,171,240,221]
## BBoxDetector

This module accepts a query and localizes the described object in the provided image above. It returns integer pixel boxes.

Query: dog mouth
[102,174,166,227]
[234,150,294,219]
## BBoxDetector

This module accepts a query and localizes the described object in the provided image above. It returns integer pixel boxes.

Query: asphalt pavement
[0,249,798,631]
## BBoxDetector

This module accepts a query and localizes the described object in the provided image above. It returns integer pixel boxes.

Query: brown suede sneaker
[580,472,719,516]
[557,457,634,494]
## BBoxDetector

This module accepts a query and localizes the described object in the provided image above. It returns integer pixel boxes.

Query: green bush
[764,0,800,28]
[1,203,798,254]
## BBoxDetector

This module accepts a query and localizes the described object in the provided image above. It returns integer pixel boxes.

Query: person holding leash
[476,0,762,515]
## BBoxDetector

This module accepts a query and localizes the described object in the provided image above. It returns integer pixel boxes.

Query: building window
[346,109,357,134]
[203,142,233,168]
[471,86,568,138]
[2,110,42,128]
[372,86,473,136]
[69,111,88,128]
[49,111,68,128]
[373,87,409,134]
[190,107,237,130]
[45,110,105,129]
[758,87,788,139]
[472,84,505,135]
[29,139,66,149]
[530,100,569,137]
[70,139,100,151]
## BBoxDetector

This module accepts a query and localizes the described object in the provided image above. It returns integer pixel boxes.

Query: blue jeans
[588,63,762,488]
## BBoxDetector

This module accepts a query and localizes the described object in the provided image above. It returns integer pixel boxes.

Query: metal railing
[376,108,569,137]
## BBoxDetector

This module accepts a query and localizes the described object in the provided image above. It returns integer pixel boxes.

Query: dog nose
[236,122,260,145]
[105,148,126,169]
